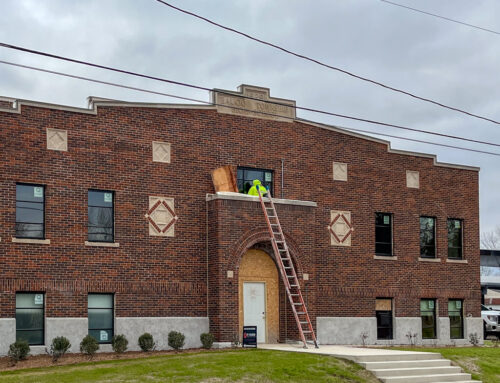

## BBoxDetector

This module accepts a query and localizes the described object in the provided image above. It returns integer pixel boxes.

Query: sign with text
[242,326,257,348]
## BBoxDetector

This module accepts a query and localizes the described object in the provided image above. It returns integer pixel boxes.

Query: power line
[0,43,498,149]
[380,0,500,36]
[1,59,499,158]
[153,0,500,125]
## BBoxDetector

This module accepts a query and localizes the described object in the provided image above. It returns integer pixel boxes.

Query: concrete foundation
[0,319,16,356]
[316,316,484,346]
[116,317,209,350]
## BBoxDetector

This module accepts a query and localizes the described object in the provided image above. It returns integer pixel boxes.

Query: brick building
[0,85,482,354]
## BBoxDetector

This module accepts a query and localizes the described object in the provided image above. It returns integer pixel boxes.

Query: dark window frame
[15,183,46,239]
[88,293,114,344]
[420,216,437,258]
[449,299,464,339]
[16,292,45,345]
[376,298,393,340]
[236,166,274,196]
[87,189,115,243]
[447,218,463,260]
[375,213,393,256]
[421,298,437,339]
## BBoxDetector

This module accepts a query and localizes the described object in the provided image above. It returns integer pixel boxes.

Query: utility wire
[1,59,499,157]
[153,0,500,125]
[0,43,498,149]
[380,0,500,36]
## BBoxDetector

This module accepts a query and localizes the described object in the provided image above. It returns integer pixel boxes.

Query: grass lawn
[0,349,379,383]
[393,345,500,383]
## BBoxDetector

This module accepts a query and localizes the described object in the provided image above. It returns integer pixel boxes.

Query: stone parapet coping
[12,237,50,245]
[85,241,120,248]
[206,192,317,207]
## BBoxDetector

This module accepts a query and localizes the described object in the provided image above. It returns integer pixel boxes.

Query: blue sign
[242,326,257,348]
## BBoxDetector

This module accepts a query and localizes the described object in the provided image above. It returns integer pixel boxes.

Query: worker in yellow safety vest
[247,179,268,196]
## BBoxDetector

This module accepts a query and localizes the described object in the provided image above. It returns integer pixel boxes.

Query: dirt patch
[0,348,229,372]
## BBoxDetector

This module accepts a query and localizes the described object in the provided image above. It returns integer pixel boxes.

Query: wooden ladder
[257,188,318,349]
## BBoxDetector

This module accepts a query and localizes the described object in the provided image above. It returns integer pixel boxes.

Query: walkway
[260,344,479,382]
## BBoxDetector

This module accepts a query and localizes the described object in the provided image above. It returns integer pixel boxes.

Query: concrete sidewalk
[259,343,438,363]
[259,344,478,382]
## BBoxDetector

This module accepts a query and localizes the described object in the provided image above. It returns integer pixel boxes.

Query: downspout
[281,159,284,199]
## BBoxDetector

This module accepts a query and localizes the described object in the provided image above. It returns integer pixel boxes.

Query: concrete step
[372,366,462,377]
[355,352,442,363]
[361,359,451,369]
[378,373,472,383]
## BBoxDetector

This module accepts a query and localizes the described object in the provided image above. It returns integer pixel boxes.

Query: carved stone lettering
[213,85,296,122]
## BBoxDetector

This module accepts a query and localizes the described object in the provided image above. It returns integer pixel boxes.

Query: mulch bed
[0,348,229,372]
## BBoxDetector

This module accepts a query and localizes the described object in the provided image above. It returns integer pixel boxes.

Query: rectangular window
[16,293,44,345]
[449,299,464,339]
[421,299,436,339]
[88,294,114,343]
[375,213,393,256]
[447,219,463,260]
[88,190,114,242]
[376,298,393,339]
[16,184,45,239]
[237,167,273,195]
[420,217,436,258]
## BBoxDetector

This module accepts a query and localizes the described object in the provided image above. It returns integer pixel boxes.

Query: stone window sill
[374,255,398,260]
[446,259,468,264]
[12,237,51,245]
[85,241,120,248]
[418,257,441,263]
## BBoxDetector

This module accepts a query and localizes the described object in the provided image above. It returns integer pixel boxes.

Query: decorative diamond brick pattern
[333,162,348,181]
[146,196,177,237]
[329,210,353,246]
[406,170,420,189]
[46,128,68,151]
[152,141,171,163]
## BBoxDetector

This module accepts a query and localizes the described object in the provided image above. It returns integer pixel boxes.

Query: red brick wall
[0,102,480,340]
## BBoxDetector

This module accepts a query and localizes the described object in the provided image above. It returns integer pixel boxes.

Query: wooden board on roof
[211,165,238,193]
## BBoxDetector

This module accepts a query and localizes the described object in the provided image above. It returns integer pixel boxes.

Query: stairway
[357,352,481,383]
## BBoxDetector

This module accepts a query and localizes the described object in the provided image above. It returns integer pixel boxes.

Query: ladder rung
[300,321,308,324]
[297,312,306,314]
[302,331,312,333]
[287,275,295,278]
[276,241,284,243]
[284,267,292,269]
[293,303,303,305]
[271,224,279,226]
[279,249,287,252]
[290,285,298,287]
[291,294,300,296]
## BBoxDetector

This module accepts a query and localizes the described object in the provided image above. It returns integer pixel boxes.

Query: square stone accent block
[46,128,68,151]
[333,162,348,181]
[146,196,178,237]
[152,141,171,163]
[329,210,353,246]
[406,170,420,189]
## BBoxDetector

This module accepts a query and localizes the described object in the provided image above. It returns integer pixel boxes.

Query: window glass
[447,219,463,260]
[449,300,464,339]
[420,217,436,258]
[421,299,436,339]
[88,294,114,344]
[16,293,44,345]
[88,190,114,242]
[375,213,392,256]
[376,298,393,339]
[236,167,273,195]
[16,184,45,239]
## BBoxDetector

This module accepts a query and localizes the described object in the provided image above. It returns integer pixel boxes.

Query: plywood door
[243,282,266,343]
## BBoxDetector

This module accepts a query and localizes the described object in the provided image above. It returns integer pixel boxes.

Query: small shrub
[200,333,215,349]
[138,333,156,352]
[47,336,71,362]
[112,334,128,353]
[80,335,100,359]
[168,331,185,351]
[8,340,30,364]
[360,332,368,347]
[469,332,480,347]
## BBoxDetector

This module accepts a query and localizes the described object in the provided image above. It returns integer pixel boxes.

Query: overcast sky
[1,0,499,234]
